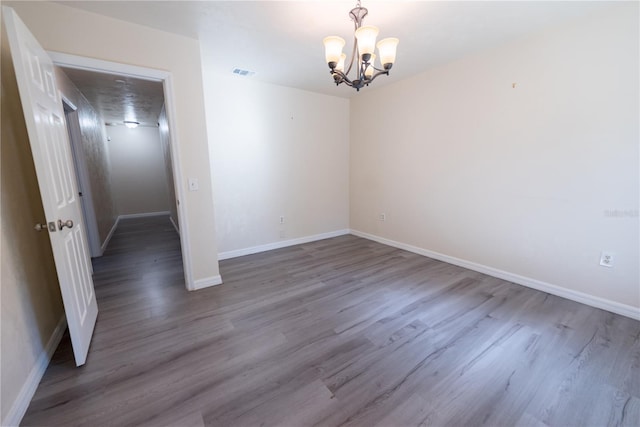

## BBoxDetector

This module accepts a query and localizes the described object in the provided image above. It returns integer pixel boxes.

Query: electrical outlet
[599,251,615,268]
[279,216,285,224]
[379,213,386,221]
[279,230,286,239]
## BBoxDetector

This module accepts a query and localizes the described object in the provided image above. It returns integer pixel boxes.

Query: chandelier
[323,1,399,91]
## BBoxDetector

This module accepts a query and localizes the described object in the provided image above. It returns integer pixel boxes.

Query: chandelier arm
[349,5,366,29]
[344,37,358,77]
[345,5,364,78]
[366,70,390,83]
[370,65,390,73]
[331,70,355,86]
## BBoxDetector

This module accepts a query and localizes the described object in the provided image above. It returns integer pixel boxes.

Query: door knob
[58,219,74,230]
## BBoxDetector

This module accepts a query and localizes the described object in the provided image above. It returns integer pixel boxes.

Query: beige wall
[54,67,117,247]
[159,106,179,230]
[7,1,220,284]
[202,72,350,255]
[1,19,65,423]
[350,5,639,309]
[106,126,170,216]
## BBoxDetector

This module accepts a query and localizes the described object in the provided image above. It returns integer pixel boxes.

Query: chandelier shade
[323,36,346,66]
[336,53,347,72]
[376,38,399,69]
[322,1,398,91]
[354,25,379,58]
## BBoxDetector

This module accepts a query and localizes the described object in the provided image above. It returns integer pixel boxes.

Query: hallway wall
[106,125,171,216]
[159,106,179,230]
[55,67,118,249]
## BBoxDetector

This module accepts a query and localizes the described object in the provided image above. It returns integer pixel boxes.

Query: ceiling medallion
[323,0,399,91]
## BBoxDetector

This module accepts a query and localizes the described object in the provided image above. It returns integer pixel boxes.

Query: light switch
[188,178,199,191]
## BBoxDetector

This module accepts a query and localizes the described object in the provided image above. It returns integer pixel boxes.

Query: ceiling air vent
[232,68,255,77]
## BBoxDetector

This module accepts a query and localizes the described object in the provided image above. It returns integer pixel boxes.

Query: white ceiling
[54,1,613,99]
[60,67,164,126]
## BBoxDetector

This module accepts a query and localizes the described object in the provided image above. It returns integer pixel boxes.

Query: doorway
[51,52,194,290]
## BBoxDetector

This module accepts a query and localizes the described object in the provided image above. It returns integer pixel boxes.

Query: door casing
[62,97,102,259]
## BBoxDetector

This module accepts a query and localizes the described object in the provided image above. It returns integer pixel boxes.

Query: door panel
[3,6,98,366]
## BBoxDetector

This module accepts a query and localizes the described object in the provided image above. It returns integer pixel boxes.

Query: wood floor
[22,216,640,426]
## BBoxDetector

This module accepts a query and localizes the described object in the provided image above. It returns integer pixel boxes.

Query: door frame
[62,97,102,259]
[49,51,194,290]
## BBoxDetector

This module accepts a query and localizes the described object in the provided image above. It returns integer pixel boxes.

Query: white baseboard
[118,211,170,220]
[169,216,180,235]
[217,229,351,261]
[100,216,119,255]
[350,229,640,321]
[192,275,223,290]
[2,315,67,427]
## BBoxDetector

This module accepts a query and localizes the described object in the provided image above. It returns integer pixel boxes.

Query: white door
[3,6,98,366]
